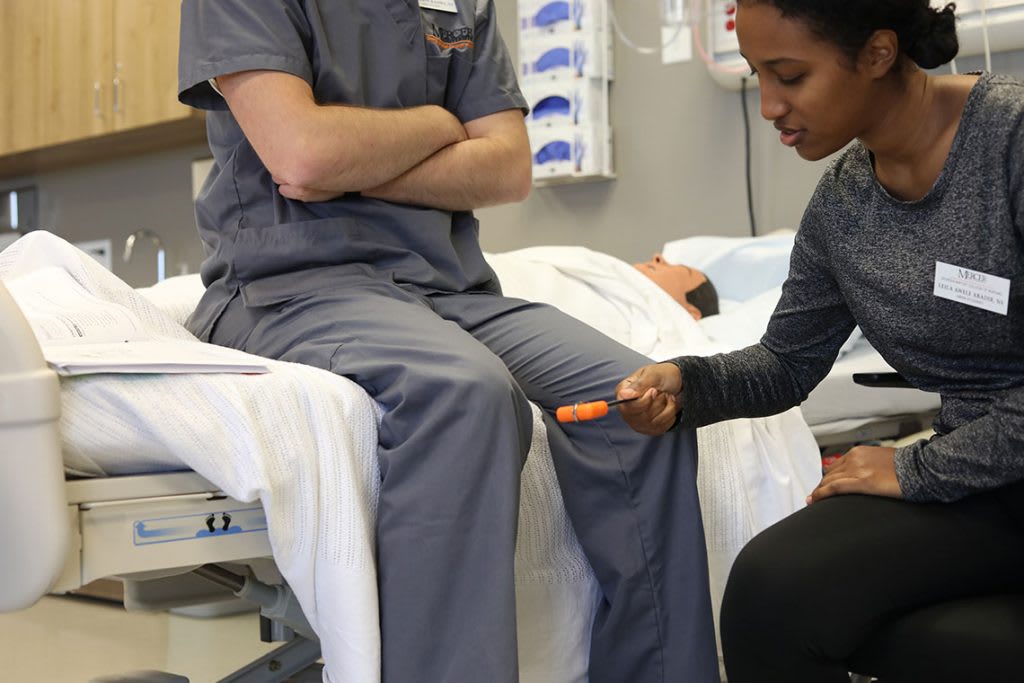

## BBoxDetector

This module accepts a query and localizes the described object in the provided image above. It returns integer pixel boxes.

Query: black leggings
[720,483,1024,683]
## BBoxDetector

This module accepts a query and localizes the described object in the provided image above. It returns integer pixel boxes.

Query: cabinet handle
[112,62,123,115]
[93,82,103,118]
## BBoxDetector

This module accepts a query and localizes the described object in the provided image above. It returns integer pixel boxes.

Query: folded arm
[218,70,465,194]
[217,69,530,209]
[361,108,531,210]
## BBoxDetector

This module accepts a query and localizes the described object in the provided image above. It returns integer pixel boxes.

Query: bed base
[66,472,324,682]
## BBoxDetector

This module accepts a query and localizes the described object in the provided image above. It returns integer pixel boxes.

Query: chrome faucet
[123,229,166,283]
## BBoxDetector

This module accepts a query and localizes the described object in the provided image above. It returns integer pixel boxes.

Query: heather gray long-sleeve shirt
[673,73,1024,502]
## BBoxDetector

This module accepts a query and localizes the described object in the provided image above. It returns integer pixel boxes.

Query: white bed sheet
[2,233,823,683]
[1,234,383,682]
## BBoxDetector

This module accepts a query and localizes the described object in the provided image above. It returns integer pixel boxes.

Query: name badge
[933,261,1010,315]
[419,0,458,12]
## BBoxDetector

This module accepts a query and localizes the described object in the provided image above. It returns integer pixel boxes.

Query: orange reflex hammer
[556,396,639,423]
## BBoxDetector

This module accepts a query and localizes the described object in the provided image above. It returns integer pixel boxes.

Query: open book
[5,267,268,377]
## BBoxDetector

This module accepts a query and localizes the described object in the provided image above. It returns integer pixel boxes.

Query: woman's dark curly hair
[740,0,959,69]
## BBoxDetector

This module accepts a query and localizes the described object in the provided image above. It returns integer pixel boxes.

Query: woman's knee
[722,519,842,638]
[725,534,800,625]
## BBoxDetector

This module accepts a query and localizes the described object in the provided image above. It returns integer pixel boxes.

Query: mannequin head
[633,254,719,320]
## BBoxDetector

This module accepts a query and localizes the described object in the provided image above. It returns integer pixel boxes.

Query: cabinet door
[41,0,113,147]
[0,0,48,155]
[113,0,193,132]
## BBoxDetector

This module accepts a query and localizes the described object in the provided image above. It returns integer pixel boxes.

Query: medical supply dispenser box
[519,31,609,81]
[529,124,611,180]
[518,0,604,36]
[521,78,604,128]
[518,0,614,184]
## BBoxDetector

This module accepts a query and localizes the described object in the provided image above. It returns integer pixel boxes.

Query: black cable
[740,77,757,237]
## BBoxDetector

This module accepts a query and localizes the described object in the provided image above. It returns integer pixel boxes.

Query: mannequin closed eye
[633,254,718,320]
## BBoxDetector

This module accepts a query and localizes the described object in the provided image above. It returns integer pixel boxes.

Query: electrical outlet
[74,238,113,270]
[662,23,693,64]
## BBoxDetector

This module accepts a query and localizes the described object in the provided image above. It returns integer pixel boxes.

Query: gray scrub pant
[210,271,719,683]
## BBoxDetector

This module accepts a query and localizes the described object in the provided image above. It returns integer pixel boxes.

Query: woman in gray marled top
[618,1,1024,681]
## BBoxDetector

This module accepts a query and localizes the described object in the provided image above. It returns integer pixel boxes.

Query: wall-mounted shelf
[518,0,615,185]
[533,171,617,187]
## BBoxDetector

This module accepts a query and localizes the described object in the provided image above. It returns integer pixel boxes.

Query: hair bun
[906,2,959,68]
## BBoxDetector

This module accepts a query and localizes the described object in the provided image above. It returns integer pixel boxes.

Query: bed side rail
[0,280,66,611]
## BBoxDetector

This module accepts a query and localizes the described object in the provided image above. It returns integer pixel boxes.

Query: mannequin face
[633,254,709,320]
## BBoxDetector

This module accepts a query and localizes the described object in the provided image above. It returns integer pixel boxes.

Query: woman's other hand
[808,445,904,504]
[616,362,683,435]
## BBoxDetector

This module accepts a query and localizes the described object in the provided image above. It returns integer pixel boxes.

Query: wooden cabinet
[42,0,113,147]
[0,0,47,155]
[0,0,205,178]
[112,0,195,133]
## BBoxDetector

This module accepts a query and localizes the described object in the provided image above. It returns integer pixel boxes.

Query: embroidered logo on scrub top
[425,23,474,52]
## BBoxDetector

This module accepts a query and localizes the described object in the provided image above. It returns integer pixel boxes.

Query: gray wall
[479,2,1024,261]
[479,0,827,260]
[2,144,211,287]
[4,1,1024,286]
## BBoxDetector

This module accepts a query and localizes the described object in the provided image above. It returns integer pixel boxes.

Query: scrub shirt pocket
[425,55,452,107]
[426,52,475,116]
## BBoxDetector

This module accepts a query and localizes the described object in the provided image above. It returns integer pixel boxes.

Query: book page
[5,266,145,345]
[4,266,268,376]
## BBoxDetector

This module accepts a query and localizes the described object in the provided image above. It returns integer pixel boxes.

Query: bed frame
[0,281,322,682]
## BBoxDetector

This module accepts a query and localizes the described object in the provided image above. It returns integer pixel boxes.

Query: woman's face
[736,2,877,161]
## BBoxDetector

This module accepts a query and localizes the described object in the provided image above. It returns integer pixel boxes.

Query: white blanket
[1,233,383,682]
[488,246,821,665]
[486,246,719,358]
[2,234,821,682]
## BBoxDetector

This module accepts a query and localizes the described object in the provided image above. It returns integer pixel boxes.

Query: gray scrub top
[177,0,529,339]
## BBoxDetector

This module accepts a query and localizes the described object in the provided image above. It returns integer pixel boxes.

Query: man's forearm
[276,103,468,193]
[218,70,468,195]
[361,126,531,211]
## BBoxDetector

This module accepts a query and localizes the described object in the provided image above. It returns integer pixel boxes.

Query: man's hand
[616,362,683,435]
[217,70,469,200]
[361,108,531,210]
[808,445,903,504]
[273,175,339,203]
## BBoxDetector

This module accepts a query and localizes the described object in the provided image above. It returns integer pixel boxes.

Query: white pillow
[136,273,205,326]
[661,232,795,302]
[699,286,863,358]
[698,288,782,351]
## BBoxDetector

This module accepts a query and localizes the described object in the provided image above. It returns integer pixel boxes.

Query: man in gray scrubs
[178,2,718,681]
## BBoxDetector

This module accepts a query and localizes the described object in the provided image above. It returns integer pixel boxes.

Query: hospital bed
[0,230,934,682]
[661,232,941,446]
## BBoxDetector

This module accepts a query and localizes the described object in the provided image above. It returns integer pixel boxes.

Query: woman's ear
[861,29,899,78]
